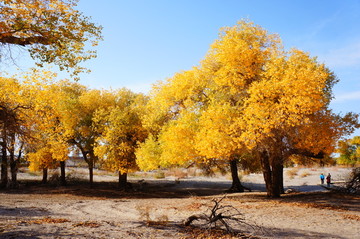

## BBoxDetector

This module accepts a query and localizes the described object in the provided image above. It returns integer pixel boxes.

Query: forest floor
[0,166,359,238]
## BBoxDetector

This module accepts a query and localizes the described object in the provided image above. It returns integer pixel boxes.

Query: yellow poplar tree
[138,20,359,197]
[0,0,102,78]
[137,21,276,192]
[58,84,115,186]
[238,48,358,197]
[337,136,360,166]
[93,89,148,189]
[22,70,70,185]
[0,77,30,188]
[136,67,207,170]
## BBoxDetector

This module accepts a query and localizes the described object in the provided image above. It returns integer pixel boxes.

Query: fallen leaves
[73,221,101,228]
[17,217,102,228]
[180,227,256,239]
[342,214,360,221]
[18,217,70,225]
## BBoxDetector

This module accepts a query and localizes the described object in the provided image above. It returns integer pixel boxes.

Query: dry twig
[184,195,254,233]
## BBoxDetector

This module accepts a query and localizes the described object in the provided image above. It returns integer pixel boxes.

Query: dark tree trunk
[118,172,127,190]
[73,141,94,187]
[42,168,48,184]
[87,151,95,188]
[12,142,23,187]
[260,150,283,198]
[227,159,245,192]
[0,142,8,188]
[260,151,273,195]
[270,159,282,198]
[60,161,66,186]
[89,166,93,188]
[9,159,18,188]
[9,139,18,188]
[279,164,284,194]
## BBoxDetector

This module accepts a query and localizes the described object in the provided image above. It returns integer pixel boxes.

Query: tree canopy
[337,136,360,166]
[135,20,359,197]
[0,0,102,78]
[0,17,358,197]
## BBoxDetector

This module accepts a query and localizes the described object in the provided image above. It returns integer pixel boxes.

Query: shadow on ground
[0,205,51,217]
[2,179,359,213]
[0,229,88,239]
[2,179,237,199]
[256,225,349,239]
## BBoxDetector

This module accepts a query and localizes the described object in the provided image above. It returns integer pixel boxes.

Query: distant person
[320,173,325,184]
[326,173,331,187]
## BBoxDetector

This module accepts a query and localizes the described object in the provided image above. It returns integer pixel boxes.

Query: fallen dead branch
[345,167,360,194]
[184,196,255,234]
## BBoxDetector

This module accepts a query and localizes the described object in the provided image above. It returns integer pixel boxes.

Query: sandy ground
[0,167,359,239]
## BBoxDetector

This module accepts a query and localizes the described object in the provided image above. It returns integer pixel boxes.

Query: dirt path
[0,178,359,239]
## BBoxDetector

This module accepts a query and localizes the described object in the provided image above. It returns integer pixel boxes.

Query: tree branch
[0,35,51,46]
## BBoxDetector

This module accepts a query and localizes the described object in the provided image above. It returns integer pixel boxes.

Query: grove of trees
[337,136,360,166]
[135,20,359,197]
[0,72,148,189]
[0,0,358,198]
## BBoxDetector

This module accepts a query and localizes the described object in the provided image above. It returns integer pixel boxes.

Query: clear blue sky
[5,0,360,135]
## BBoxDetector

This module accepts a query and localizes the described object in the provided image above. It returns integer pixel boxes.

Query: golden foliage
[94,89,148,173]
[0,0,102,78]
[137,19,359,173]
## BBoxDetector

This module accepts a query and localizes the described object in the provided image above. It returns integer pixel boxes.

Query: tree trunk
[259,149,283,198]
[9,140,18,188]
[118,172,127,190]
[74,142,94,187]
[60,161,66,186]
[260,151,273,195]
[42,168,48,184]
[270,159,282,198]
[227,159,245,192]
[9,158,18,188]
[0,142,8,188]
[87,151,95,188]
[89,166,93,188]
[279,164,284,194]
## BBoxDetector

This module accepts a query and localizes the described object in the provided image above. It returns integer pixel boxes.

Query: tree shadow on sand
[256,225,349,239]
[3,178,241,199]
[276,191,360,212]
[0,205,51,217]
[0,229,88,239]
[3,179,359,214]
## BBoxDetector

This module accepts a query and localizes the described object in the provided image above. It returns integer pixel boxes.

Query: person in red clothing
[326,173,331,187]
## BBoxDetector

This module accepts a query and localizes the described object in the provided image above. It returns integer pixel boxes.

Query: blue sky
[4,0,360,136]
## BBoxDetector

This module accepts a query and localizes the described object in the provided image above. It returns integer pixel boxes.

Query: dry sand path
[0,167,359,238]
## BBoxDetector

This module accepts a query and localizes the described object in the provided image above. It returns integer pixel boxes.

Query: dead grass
[181,227,257,239]
[166,168,188,179]
[136,204,170,226]
[286,168,298,179]
[73,221,101,228]
[300,170,311,178]
[342,214,360,221]
[18,217,70,225]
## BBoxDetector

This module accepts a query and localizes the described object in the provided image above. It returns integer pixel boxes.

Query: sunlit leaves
[137,19,359,175]
[0,0,103,79]
[93,89,148,174]
[337,136,360,166]
[209,20,280,94]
